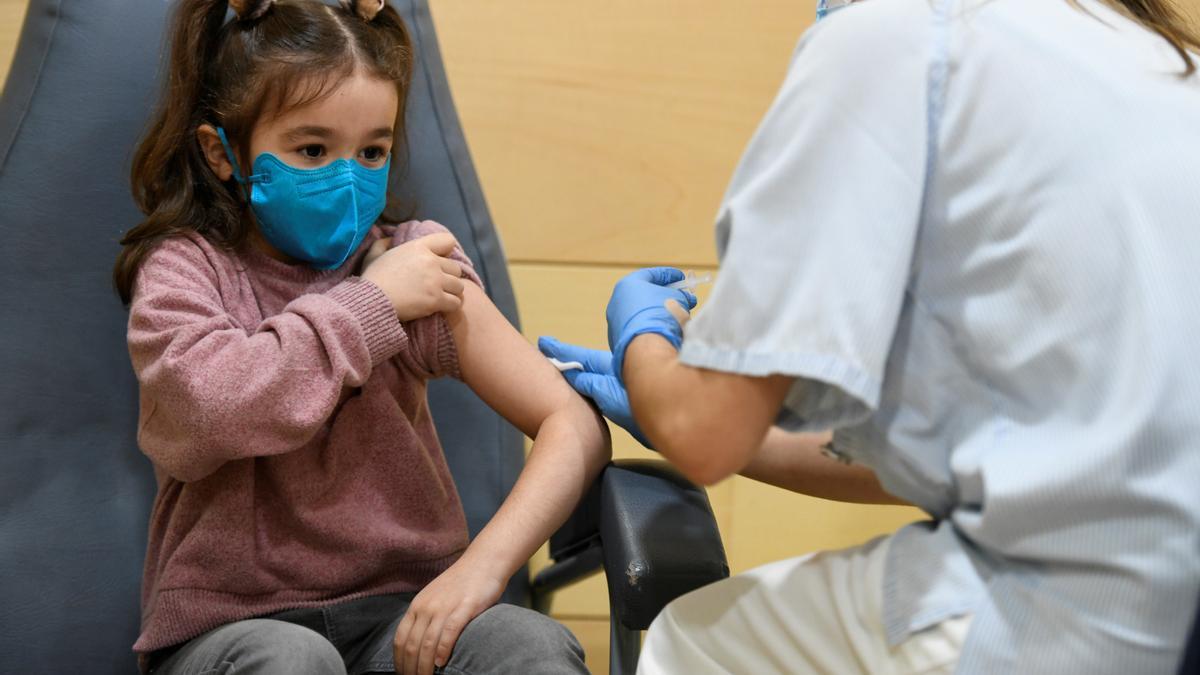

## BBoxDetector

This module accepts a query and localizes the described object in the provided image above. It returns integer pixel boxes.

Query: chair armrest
[529,459,729,628]
[599,459,729,630]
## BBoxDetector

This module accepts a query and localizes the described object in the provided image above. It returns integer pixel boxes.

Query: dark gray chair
[0,1,728,673]
[1181,602,1199,674]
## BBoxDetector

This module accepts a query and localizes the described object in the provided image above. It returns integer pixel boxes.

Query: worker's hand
[606,267,697,384]
[393,557,505,675]
[538,337,653,448]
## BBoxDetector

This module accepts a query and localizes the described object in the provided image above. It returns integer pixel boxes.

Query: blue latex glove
[606,267,697,386]
[538,336,654,449]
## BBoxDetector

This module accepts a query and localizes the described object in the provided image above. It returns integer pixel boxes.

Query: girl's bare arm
[393,283,611,675]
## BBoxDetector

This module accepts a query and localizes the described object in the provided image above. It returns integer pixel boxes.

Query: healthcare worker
[538,0,1200,672]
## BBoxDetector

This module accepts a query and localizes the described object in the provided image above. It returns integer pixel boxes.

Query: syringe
[666,270,713,292]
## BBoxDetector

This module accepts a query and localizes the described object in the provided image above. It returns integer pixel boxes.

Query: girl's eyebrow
[283,125,334,141]
[281,126,392,141]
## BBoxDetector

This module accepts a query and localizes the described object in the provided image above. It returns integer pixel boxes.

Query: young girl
[114,1,609,673]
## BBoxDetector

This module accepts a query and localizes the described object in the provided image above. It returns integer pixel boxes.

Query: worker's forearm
[740,427,911,505]
[623,334,791,485]
[623,335,908,503]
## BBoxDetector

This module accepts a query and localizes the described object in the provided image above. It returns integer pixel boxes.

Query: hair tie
[338,0,385,21]
[229,0,275,21]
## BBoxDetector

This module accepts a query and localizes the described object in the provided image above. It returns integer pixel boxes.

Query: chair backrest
[0,2,525,672]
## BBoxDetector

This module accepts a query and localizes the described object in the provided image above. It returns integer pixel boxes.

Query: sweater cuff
[326,278,408,366]
[433,314,462,379]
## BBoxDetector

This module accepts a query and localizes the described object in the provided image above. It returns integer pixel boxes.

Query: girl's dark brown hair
[114,0,414,304]
[1098,0,1200,75]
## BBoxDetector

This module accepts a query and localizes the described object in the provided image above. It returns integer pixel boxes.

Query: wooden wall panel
[0,0,28,93]
[560,618,612,675]
[432,1,814,267]
[726,477,923,574]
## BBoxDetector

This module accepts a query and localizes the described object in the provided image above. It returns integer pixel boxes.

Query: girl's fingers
[418,232,459,257]
[393,612,415,673]
[402,611,433,675]
[437,292,464,314]
[364,237,390,268]
[434,609,470,669]
[442,274,465,297]
[417,615,448,675]
[439,258,463,277]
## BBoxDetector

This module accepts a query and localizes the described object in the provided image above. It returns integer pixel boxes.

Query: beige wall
[4,1,1197,672]
[0,0,26,93]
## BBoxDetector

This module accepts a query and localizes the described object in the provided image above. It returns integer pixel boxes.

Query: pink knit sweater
[126,220,481,656]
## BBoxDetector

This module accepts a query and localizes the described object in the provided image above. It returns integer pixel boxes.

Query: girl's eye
[300,145,325,159]
[361,147,386,162]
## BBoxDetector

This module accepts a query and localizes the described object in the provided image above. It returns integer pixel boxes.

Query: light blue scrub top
[679,0,1200,671]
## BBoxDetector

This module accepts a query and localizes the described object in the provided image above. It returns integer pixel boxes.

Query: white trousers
[637,536,971,675]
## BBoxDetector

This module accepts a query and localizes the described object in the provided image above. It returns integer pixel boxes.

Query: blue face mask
[217,127,390,270]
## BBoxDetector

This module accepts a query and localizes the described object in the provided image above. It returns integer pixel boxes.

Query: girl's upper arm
[443,284,585,439]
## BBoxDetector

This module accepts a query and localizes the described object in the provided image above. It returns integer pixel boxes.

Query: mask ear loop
[216,127,262,203]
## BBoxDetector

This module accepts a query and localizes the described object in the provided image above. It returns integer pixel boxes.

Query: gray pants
[147,594,587,675]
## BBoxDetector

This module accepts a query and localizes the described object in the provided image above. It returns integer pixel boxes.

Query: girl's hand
[362,233,466,322]
[393,556,506,675]
[360,235,391,273]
